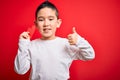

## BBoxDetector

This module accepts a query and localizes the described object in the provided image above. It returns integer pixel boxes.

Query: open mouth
[43,28,51,33]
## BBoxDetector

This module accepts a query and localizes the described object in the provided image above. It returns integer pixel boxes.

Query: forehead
[37,7,56,18]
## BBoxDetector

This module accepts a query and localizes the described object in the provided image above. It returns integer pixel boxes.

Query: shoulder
[30,38,41,46]
[55,37,69,45]
[31,38,40,42]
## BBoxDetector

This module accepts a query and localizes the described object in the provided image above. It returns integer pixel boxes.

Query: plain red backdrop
[0,0,120,80]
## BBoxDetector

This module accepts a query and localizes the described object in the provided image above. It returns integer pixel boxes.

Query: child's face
[36,7,61,40]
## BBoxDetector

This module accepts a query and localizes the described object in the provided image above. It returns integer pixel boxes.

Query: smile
[43,28,51,32]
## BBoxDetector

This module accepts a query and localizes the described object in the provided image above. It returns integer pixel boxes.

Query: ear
[57,19,62,28]
[34,20,37,26]
[34,20,39,29]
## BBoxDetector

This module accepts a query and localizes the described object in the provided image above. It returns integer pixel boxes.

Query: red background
[0,0,120,80]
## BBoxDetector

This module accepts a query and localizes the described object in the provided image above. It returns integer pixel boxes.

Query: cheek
[36,26,43,33]
[51,22,58,28]
[52,26,57,33]
[37,22,42,26]
[36,23,43,29]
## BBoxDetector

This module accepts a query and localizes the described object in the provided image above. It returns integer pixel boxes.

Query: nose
[43,19,49,27]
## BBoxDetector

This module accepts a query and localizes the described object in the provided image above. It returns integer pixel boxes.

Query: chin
[43,34,52,37]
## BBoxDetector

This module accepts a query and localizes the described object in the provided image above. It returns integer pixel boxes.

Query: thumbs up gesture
[68,27,78,45]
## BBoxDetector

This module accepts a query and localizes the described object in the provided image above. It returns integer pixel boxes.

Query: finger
[68,40,73,44]
[68,39,73,43]
[27,31,30,35]
[69,41,75,45]
[72,27,76,33]
[20,32,30,39]
[68,34,72,39]
[23,35,30,39]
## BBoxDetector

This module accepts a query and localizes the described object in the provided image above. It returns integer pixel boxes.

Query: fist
[68,27,78,45]
[19,32,30,40]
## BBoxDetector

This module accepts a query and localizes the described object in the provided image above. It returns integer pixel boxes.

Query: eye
[38,19,44,21]
[38,17,44,22]
[49,18,54,21]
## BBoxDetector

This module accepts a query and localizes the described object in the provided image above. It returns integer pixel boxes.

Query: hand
[19,32,30,40]
[68,27,78,45]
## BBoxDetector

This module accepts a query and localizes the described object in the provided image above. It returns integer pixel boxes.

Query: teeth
[43,29,51,31]
[43,28,51,32]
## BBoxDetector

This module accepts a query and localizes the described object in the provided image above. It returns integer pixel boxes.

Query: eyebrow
[37,16,55,19]
[37,16,44,19]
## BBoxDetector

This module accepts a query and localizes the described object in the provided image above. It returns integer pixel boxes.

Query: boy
[14,1,95,80]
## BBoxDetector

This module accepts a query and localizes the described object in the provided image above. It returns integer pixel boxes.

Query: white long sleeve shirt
[14,36,95,80]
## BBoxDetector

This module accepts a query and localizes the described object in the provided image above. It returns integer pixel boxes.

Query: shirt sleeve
[14,39,31,75]
[66,35,95,61]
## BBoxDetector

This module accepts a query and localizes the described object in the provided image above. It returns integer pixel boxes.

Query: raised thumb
[72,27,77,33]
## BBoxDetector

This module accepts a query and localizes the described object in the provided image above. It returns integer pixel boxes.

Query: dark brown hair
[35,1,59,19]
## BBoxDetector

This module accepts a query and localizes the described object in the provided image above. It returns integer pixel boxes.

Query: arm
[14,32,31,74]
[75,35,95,60]
[67,27,95,61]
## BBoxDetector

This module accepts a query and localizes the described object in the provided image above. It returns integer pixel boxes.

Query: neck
[41,36,56,40]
